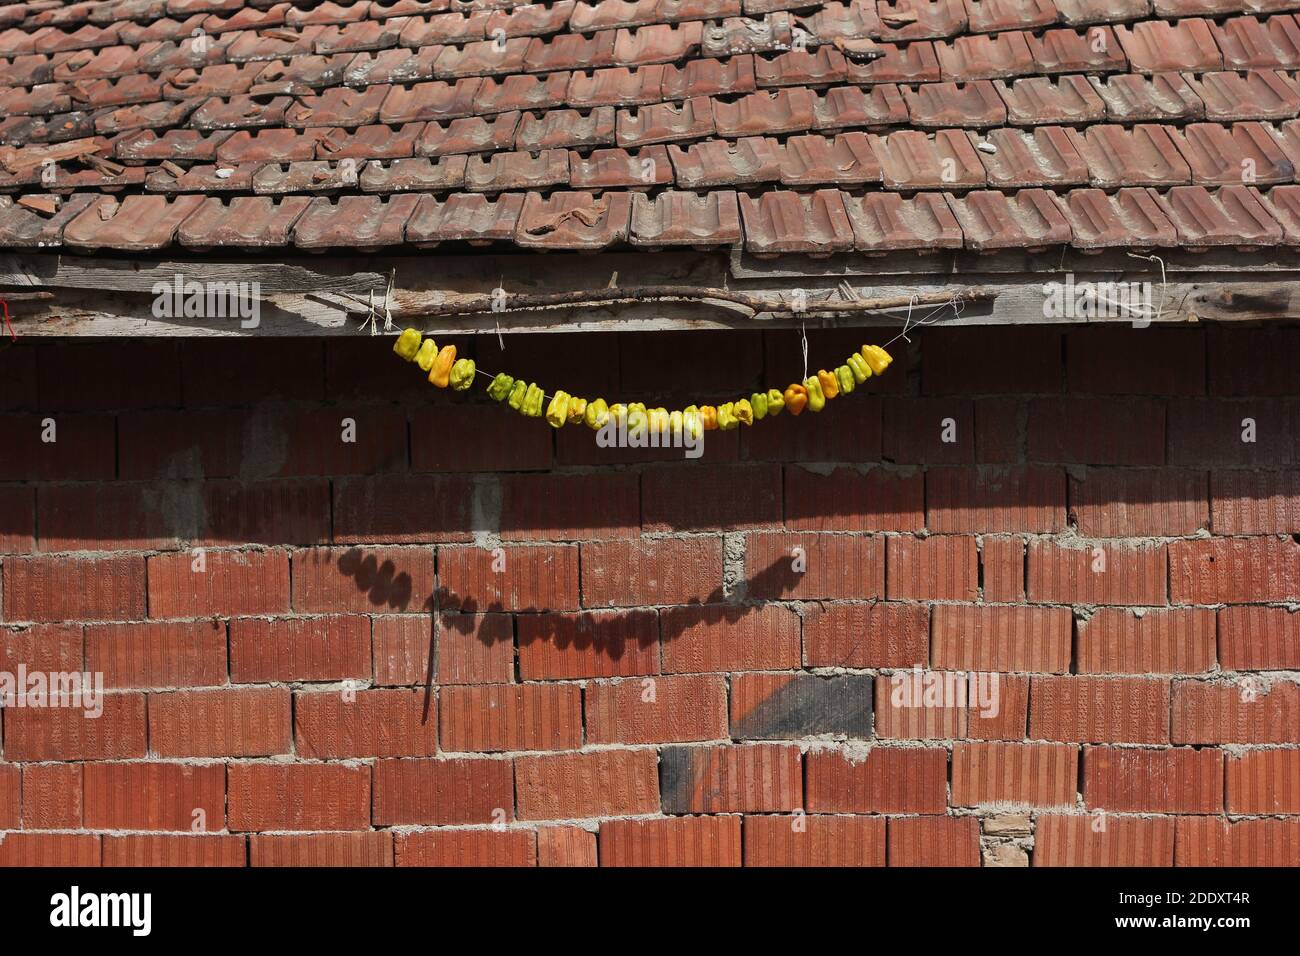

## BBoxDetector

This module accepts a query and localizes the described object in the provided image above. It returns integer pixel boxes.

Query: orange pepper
[700,405,718,430]
[784,384,808,416]
[429,344,457,388]
[817,369,839,399]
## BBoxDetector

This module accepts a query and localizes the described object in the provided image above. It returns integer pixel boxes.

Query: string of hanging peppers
[391,326,893,433]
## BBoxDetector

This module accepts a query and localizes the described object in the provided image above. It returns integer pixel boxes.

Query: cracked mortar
[722,532,746,601]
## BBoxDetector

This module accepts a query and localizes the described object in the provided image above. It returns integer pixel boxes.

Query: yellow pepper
[817,369,839,400]
[805,376,826,412]
[836,364,854,395]
[734,398,754,426]
[683,408,703,440]
[750,392,768,420]
[700,405,718,430]
[648,407,670,433]
[394,328,422,360]
[784,384,807,416]
[847,353,871,383]
[450,357,475,391]
[487,372,515,401]
[546,390,570,427]
[609,403,628,428]
[429,344,457,388]
[861,344,892,375]
[507,379,528,410]
[627,405,648,436]
[716,402,737,430]
[521,382,544,417]
[669,409,684,436]
[766,388,785,416]
[567,396,588,423]
[585,398,610,429]
[415,338,437,371]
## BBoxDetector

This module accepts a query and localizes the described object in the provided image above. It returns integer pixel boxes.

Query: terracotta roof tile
[755,46,848,86]
[191,93,294,130]
[902,79,1005,126]
[176,193,310,247]
[842,189,963,250]
[1114,17,1223,72]
[873,0,968,41]
[739,188,855,255]
[936,30,1035,80]
[615,95,714,146]
[94,98,198,135]
[487,1,576,39]
[1086,71,1204,121]
[359,153,468,191]
[317,122,425,159]
[162,63,263,99]
[474,71,569,113]
[1150,183,1283,246]
[566,64,665,107]
[1053,186,1178,248]
[994,74,1106,124]
[342,47,439,84]
[778,130,882,185]
[434,37,530,77]
[667,136,782,188]
[568,143,672,187]
[964,0,1060,33]
[713,87,815,136]
[701,14,794,57]
[1169,120,1296,184]
[0,192,100,247]
[944,187,1071,249]
[523,27,616,72]
[870,127,986,188]
[215,126,328,162]
[1184,69,1300,121]
[145,161,260,192]
[515,189,632,248]
[515,105,616,149]
[974,125,1090,187]
[1213,13,1300,69]
[416,110,520,154]
[849,39,941,82]
[798,0,882,42]
[406,190,524,245]
[400,11,487,47]
[1056,0,1152,26]
[63,191,204,249]
[292,191,419,248]
[252,158,363,193]
[288,2,374,28]
[264,52,357,88]
[378,76,482,122]
[629,188,742,246]
[464,147,569,191]
[814,82,909,127]
[1027,25,1128,72]
[113,127,232,162]
[1258,182,1300,240]
[660,54,756,98]
[613,21,703,65]
[1078,122,1192,186]
[315,17,408,54]
[286,84,391,127]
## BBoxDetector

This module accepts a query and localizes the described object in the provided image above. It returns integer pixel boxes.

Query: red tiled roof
[1,0,1300,255]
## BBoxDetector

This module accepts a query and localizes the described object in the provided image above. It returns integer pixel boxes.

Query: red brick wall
[0,325,1297,867]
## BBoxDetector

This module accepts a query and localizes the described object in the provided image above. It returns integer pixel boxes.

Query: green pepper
[766,388,785,416]
[805,376,826,412]
[522,383,544,417]
[450,358,475,391]
[717,402,737,430]
[750,392,768,420]
[507,380,528,411]
[546,390,570,427]
[847,353,870,383]
[487,373,515,401]
[585,398,610,429]
[836,364,854,395]
[394,328,422,361]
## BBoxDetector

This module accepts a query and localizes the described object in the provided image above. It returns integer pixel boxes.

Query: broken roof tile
[1087,71,1204,122]
[668,136,782,188]
[615,95,714,147]
[1053,186,1178,248]
[406,190,524,245]
[973,125,1090,187]
[464,147,569,191]
[739,188,855,255]
[0,192,99,247]
[945,187,1071,249]
[1169,121,1296,184]
[314,17,408,54]
[292,192,419,249]
[629,188,741,247]
[1056,0,1152,25]
[568,143,672,187]
[873,0,968,42]
[798,0,883,43]
[1149,183,1283,246]
[1114,17,1223,72]
[515,106,617,150]
[145,162,260,193]
[191,93,294,130]
[842,190,963,250]
[358,153,468,191]
[660,54,756,99]
[63,192,204,250]
[515,189,632,249]
[814,82,909,127]
[869,127,986,188]
[713,87,816,136]
[416,110,520,154]
[936,30,1034,80]
[162,62,263,99]
[1079,123,1193,186]
[176,193,310,247]
[113,127,232,162]
[566,64,665,107]
[848,39,941,82]
[903,79,1007,126]
[701,14,794,57]
[994,75,1106,124]
[1184,69,1300,121]
[93,99,198,136]
[778,131,883,185]
[285,84,391,127]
